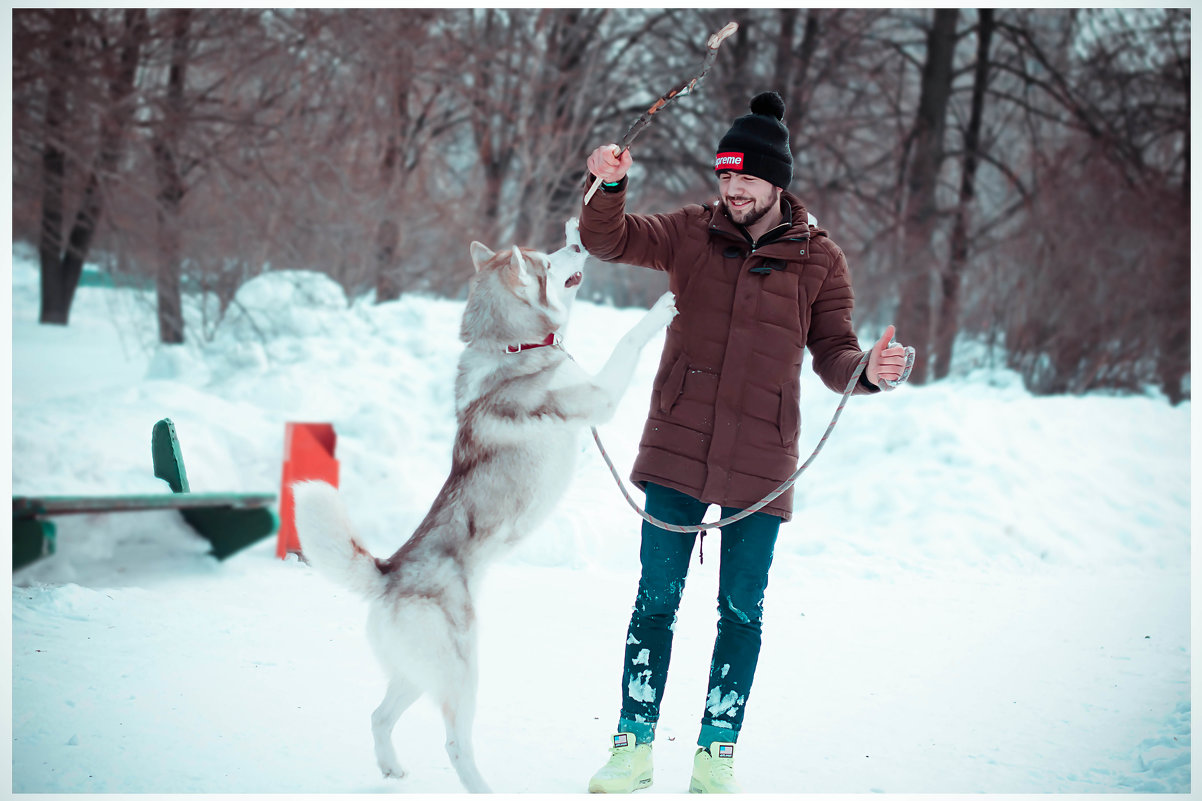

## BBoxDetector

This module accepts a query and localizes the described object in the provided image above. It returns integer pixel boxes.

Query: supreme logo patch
[718,744,734,758]
[614,734,630,748]
[714,152,744,171]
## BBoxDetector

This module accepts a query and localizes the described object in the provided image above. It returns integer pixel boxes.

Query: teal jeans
[617,482,780,749]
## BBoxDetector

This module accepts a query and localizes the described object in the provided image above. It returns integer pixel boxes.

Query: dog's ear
[469,241,495,272]
[507,245,531,285]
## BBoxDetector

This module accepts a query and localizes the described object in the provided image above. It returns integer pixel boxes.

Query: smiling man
[580,91,911,794]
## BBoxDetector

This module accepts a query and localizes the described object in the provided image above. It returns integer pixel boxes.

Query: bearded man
[580,91,911,794]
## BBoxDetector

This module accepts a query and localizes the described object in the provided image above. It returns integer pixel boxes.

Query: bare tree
[35,9,75,323]
[934,10,994,381]
[773,8,820,138]
[31,9,147,325]
[151,9,192,344]
[9,9,1188,399]
[986,9,1189,400]
[894,9,960,384]
[376,14,470,299]
[456,10,592,245]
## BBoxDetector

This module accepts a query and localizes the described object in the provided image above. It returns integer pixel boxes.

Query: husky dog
[293,218,676,793]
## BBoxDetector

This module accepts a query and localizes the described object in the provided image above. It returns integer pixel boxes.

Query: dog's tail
[292,480,388,599]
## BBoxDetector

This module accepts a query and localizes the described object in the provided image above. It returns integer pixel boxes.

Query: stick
[584,21,738,205]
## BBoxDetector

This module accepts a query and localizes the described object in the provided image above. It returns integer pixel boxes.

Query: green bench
[12,418,278,570]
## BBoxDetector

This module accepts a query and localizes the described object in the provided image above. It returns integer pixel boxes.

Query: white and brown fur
[293,218,676,793]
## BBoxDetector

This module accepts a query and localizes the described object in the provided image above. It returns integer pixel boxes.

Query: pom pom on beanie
[749,91,785,120]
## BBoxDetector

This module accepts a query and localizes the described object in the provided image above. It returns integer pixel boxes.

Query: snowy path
[13,535,1189,794]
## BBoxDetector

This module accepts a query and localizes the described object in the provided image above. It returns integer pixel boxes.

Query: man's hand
[587,144,633,184]
[866,325,911,388]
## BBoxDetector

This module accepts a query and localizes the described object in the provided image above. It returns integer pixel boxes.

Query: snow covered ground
[9,245,1192,796]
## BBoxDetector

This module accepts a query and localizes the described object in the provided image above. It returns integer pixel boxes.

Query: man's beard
[726,194,776,227]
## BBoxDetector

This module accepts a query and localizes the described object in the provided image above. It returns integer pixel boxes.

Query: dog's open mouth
[565,272,583,289]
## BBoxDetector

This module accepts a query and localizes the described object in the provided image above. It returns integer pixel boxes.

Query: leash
[591,344,915,538]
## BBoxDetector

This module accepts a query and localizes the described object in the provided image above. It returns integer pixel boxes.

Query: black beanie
[713,91,793,189]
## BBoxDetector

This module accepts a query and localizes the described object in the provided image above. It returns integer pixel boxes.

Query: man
[580,91,911,794]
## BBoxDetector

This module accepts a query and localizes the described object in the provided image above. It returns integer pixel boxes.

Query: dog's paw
[378,761,407,780]
[647,291,678,326]
[564,216,581,243]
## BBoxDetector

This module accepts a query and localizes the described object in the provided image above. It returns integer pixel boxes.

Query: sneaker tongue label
[717,744,734,759]
[614,734,630,748]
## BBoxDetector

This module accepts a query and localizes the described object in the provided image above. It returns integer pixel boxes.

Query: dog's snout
[569,244,581,253]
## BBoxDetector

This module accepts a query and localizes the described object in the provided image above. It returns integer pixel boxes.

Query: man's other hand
[866,325,911,388]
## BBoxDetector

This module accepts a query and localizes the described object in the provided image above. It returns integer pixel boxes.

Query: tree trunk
[37,10,75,325]
[374,219,401,302]
[894,9,959,384]
[154,9,191,345]
[774,8,819,139]
[63,10,148,318]
[720,10,755,118]
[934,10,992,381]
[772,9,799,126]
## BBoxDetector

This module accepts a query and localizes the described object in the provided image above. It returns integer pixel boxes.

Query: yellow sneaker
[689,742,741,793]
[588,732,653,793]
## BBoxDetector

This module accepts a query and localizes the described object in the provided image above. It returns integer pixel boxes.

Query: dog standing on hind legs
[293,218,677,793]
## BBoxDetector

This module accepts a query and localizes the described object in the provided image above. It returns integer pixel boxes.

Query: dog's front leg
[589,291,677,421]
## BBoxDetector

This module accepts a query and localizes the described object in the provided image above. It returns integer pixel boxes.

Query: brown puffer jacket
[580,182,878,521]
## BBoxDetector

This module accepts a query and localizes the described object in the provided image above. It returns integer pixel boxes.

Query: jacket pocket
[778,381,800,447]
[658,353,688,414]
